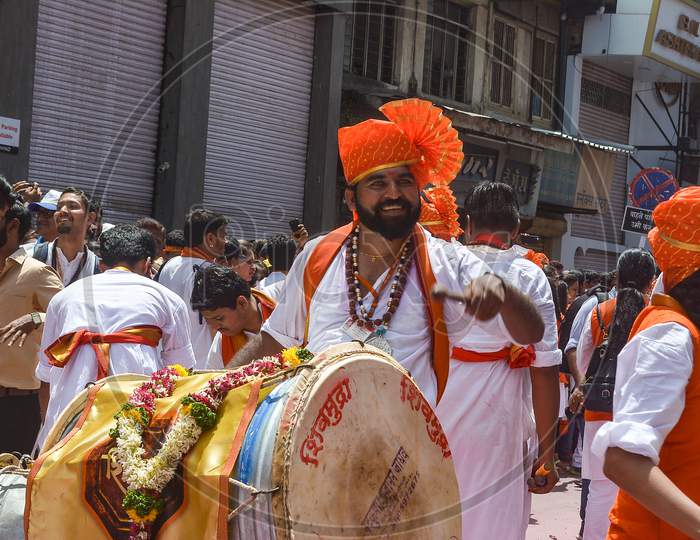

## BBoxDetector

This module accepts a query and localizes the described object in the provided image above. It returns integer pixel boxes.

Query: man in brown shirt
[0,178,63,454]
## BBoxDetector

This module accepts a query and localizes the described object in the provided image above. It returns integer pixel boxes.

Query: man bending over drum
[190,264,276,369]
[231,99,557,538]
[35,225,196,450]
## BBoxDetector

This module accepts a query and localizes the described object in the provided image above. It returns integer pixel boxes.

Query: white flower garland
[112,413,202,493]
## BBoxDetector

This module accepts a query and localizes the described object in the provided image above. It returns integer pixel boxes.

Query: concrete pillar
[153,0,215,230]
[303,6,347,233]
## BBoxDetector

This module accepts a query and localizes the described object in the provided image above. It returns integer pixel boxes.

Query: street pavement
[527,466,583,540]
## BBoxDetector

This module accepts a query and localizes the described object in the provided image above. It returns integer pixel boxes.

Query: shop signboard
[0,116,20,154]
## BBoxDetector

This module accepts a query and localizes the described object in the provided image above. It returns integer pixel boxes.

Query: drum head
[272,343,461,539]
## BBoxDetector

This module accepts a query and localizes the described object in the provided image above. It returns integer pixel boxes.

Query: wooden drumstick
[431,284,469,305]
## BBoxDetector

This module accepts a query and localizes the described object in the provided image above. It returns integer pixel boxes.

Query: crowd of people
[0,96,698,540]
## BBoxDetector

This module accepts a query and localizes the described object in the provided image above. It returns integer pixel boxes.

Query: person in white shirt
[156,208,228,367]
[574,249,655,540]
[32,187,99,285]
[592,186,700,540]
[442,181,560,539]
[36,225,196,450]
[258,234,297,302]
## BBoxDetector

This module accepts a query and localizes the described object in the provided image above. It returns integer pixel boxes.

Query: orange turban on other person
[647,186,700,291]
[524,250,550,269]
[338,98,464,188]
[419,185,463,241]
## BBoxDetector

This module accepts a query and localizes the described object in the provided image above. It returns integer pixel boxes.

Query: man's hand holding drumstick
[432,273,543,344]
[432,275,558,495]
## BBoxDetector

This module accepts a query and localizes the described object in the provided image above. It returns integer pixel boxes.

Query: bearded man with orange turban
[232,99,547,538]
[592,186,700,540]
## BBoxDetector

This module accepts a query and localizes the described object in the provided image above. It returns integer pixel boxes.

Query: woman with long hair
[574,248,656,540]
[593,187,700,539]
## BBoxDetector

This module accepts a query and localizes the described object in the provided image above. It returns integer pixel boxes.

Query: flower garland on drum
[109,347,314,540]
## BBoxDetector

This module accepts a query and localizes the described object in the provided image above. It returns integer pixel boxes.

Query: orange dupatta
[220,290,277,367]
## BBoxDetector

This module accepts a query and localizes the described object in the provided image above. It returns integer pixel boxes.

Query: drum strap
[302,223,451,403]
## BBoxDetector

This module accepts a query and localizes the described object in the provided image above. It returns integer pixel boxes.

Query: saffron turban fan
[338,98,464,189]
[647,186,700,290]
[419,185,463,241]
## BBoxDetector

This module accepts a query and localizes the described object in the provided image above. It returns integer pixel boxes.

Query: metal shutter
[573,248,619,273]
[572,61,631,246]
[204,0,315,239]
[28,0,167,223]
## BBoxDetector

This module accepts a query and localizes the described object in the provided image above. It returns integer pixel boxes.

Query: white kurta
[436,245,562,540]
[35,269,196,449]
[565,288,617,353]
[156,255,214,367]
[262,227,492,406]
[592,322,694,464]
[260,271,287,303]
[43,241,100,286]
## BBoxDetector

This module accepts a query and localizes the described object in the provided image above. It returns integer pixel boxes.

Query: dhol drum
[37,343,461,539]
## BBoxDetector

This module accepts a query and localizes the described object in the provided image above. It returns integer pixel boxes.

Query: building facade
[560,0,700,270]
[3,0,695,254]
[0,0,346,238]
[338,0,633,260]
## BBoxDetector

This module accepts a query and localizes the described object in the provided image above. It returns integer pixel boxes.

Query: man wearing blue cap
[24,189,60,255]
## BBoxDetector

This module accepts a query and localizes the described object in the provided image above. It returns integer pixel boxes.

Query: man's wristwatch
[30,312,42,329]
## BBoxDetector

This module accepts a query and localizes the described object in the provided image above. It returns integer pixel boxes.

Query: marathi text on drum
[400,376,451,458]
[362,446,419,530]
[299,377,353,467]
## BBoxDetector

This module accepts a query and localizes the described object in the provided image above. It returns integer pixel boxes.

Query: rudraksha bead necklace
[345,226,414,335]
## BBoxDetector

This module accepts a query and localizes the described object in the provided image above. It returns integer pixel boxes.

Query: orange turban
[524,250,550,269]
[419,185,463,241]
[648,186,700,290]
[338,98,463,188]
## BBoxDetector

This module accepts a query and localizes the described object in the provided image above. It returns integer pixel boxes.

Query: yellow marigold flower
[124,408,145,424]
[169,364,189,377]
[126,507,159,524]
[281,347,301,367]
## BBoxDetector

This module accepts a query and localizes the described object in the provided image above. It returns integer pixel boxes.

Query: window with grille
[581,78,631,116]
[422,0,473,103]
[530,36,556,120]
[343,0,399,84]
[490,19,516,108]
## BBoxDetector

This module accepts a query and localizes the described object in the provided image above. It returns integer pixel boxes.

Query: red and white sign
[0,116,20,154]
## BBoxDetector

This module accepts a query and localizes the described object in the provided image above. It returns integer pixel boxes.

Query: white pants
[583,477,617,540]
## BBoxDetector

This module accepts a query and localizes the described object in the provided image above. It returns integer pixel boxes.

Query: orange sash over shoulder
[302,223,451,403]
[220,289,277,367]
[45,326,163,381]
[607,294,700,540]
[590,298,617,348]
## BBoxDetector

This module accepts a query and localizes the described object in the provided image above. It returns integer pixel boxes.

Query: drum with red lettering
[40,343,461,539]
[231,342,461,539]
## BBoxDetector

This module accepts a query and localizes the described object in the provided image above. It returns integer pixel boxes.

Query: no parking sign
[629,168,679,211]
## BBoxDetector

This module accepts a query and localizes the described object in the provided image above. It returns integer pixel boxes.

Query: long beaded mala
[345,226,414,337]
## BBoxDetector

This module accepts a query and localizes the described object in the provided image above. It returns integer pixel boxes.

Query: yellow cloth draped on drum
[25,373,271,540]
